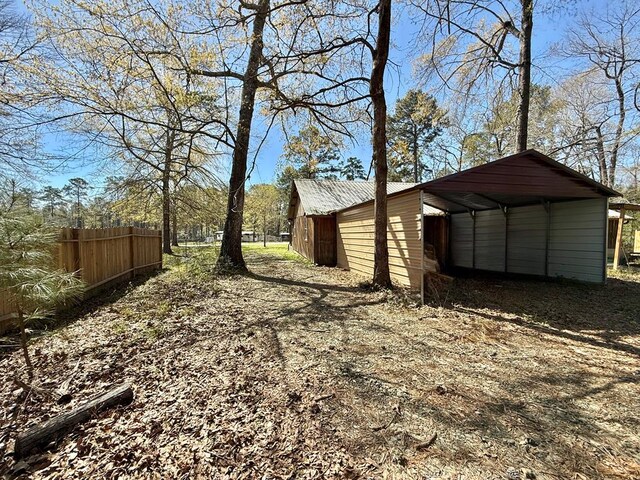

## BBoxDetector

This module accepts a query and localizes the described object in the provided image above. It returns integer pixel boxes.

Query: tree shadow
[0,270,163,356]
[439,270,640,357]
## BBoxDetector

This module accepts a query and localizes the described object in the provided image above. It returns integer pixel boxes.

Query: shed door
[314,216,337,266]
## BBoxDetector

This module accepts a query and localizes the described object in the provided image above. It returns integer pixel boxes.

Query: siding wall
[450,213,473,268]
[337,190,422,289]
[548,198,607,283]
[449,198,607,283]
[291,201,314,262]
[507,204,547,276]
[475,209,506,272]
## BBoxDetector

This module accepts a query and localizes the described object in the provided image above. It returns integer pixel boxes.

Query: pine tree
[0,200,83,379]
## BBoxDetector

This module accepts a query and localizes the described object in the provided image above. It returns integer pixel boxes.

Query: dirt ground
[1,244,639,479]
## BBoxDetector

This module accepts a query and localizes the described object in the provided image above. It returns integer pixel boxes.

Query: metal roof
[416,150,620,214]
[609,201,640,212]
[289,179,416,217]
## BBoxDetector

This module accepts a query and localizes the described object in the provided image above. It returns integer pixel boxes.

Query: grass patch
[243,242,310,263]
[608,265,640,282]
[163,242,307,273]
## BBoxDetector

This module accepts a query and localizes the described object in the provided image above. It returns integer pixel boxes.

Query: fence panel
[1,227,162,332]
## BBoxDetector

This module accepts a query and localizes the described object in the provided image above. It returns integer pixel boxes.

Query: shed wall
[337,190,422,289]
[548,198,607,283]
[475,209,506,272]
[507,204,547,276]
[450,214,473,268]
[449,198,607,283]
[291,201,314,262]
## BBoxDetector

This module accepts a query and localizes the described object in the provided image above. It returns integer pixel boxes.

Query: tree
[30,0,226,253]
[562,3,640,187]
[212,0,270,271]
[415,0,535,153]
[245,184,281,247]
[281,124,341,179]
[63,178,89,228]
[39,186,65,222]
[371,0,393,289]
[462,84,562,165]
[0,0,46,181]
[275,165,301,199]
[0,193,83,379]
[387,90,447,182]
[339,157,366,180]
[190,0,375,269]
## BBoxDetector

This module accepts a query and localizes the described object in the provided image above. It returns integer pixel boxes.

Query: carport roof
[416,150,620,214]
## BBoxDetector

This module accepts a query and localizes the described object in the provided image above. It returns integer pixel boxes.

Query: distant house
[211,230,261,243]
[288,150,620,297]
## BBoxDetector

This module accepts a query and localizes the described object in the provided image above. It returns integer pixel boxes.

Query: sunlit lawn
[163,241,305,270]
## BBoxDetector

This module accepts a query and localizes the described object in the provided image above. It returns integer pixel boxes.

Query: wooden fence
[1,227,162,332]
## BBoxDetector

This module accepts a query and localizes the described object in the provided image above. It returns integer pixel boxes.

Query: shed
[608,201,640,267]
[288,179,416,265]
[334,150,619,295]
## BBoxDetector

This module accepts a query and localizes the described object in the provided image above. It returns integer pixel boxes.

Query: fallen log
[14,384,133,459]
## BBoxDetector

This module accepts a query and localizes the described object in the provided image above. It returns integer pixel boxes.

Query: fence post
[73,228,81,278]
[129,226,135,279]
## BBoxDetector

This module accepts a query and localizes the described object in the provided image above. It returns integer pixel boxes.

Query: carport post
[613,206,626,270]
[420,190,425,304]
[543,201,550,277]
[502,206,509,273]
[469,209,476,269]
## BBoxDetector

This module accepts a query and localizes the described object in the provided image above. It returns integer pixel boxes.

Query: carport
[418,150,619,285]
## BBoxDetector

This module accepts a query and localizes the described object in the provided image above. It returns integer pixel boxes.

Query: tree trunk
[413,125,419,183]
[595,125,609,186]
[217,0,269,271]
[371,0,393,289]
[171,204,179,247]
[263,213,267,247]
[14,384,134,459]
[161,130,175,255]
[515,0,533,153]
[610,77,626,187]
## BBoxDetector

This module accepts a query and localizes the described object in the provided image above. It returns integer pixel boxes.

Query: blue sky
[38,0,603,194]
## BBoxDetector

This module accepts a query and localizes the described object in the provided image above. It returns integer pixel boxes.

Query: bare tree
[370,0,392,288]
[414,0,534,153]
[0,0,47,180]
[29,0,227,253]
[190,0,374,270]
[563,3,640,187]
[215,0,269,270]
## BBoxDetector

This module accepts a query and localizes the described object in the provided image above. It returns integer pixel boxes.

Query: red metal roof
[416,150,620,214]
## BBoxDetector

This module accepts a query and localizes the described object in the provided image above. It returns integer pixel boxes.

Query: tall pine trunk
[371,0,392,289]
[162,129,175,255]
[412,127,419,183]
[217,0,269,271]
[515,0,533,153]
[171,203,179,247]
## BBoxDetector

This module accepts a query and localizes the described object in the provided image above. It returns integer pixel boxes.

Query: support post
[613,206,626,270]
[469,209,476,269]
[129,226,135,279]
[543,201,550,277]
[503,206,509,273]
[420,190,425,304]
